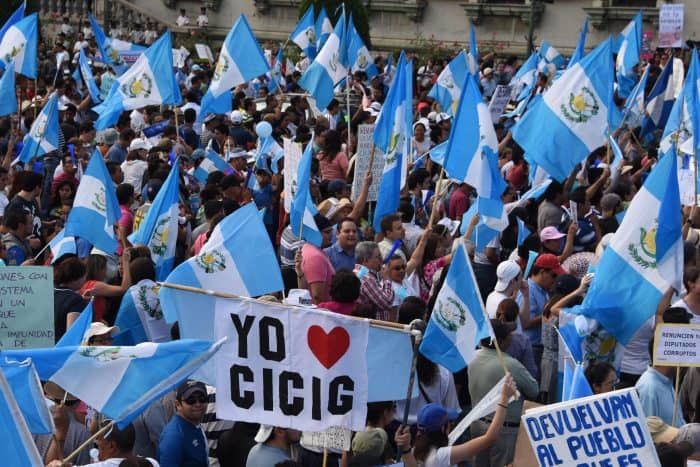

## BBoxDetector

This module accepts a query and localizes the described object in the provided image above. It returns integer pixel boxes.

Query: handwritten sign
[653,323,700,367]
[352,124,385,202]
[522,388,660,467]
[0,267,54,349]
[283,138,303,212]
[659,4,684,48]
[488,85,512,123]
[301,426,352,451]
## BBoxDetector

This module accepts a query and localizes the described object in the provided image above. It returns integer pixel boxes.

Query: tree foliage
[298,0,371,49]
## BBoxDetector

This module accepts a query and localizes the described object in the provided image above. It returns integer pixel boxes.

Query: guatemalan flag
[291,6,317,59]
[0,367,44,467]
[459,196,510,252]
[538,41,566,71]
[48,228,77,263]
[64,149,121,253]
[4,339,224,428]
[56,301,94,347]
[300,7,349,110]
[0,3,25,43]
[200,15,269,118]
[89,14,145,75]
[129,161,180,281]
[567,16,588,70]
[0,13,37,79]
[315,6,333,51]
[268,47,284,93]
[509,52,538,102]
[0,66,17,117]
[512,38,613,182]
[16,93,60,164]
[622,64,649,129]
[640,58,675,139]
[420,243,493,372]
[428,50,468,115]
[373,51,412,232]
[467,23,478,77]
[660,49,700,157]
[1,360,54,435]
[79,47,101,104]
[115,279,169,345]
[161,202,284,320]
[616,11,643,99]
[571,145,683,344]
[194,149,229,184]
[347,14,378,79]
[94,31,181,130]
[291,139,323,246]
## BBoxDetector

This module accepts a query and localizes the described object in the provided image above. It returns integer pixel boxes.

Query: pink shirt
[117,205,134,254]
[301,243,335,302]
[318,151,349,181]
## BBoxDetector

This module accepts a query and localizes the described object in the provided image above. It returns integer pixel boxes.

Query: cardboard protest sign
[488,85,511,123]
[513,401,542,467]
[215,299,369,431]
[658,4,684,49]
[352,124,385,202]
[653,323,700,367]
[195,43,214,63]
[283,138,303,212]
[0,267,54,349]
[301,426,352,451]
[522,388,660,467]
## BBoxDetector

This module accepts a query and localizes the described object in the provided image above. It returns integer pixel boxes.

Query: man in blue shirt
[246,425,300,467]
[158,380,209,466]
[324,218,358,271]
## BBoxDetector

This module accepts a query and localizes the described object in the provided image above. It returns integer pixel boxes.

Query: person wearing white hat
[480,67,497,98]
[246,425,301,467]
[485,260,527,321]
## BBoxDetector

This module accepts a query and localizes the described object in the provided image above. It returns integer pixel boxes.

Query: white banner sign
[653,323,700,367]
[195,43,214,63]
[488,85,511,123]
[215,299,369,431]
[283,138,303,212]
[352,124,385,202]
[522,388,660,467]
[659,4,684,48]
[301,426,352,451]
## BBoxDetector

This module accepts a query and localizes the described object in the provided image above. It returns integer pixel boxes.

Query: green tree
[298,0,371,49]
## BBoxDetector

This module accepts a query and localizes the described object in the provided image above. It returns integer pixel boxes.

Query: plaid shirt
[354,265,395,321]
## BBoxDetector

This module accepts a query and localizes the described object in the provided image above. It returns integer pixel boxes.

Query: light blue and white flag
[509,52,538,102]
[517,218,532,246]
[373,51,412,232]
[115,279,168,345]
[420,243,493,372]
[79,47,101,104]
[567,16,588,70]
[0,3,25,44]
[512,38,613,182]
[194,149,229,184]
[49,228,77,263]
[621,63,649,129]
[94,31,181,130]
[0,13,37,79]
[56,300,94,347]
[0,367,43,466]
[64,149,121,253]
[347,14,378,79]
[129,162,180,281]
[459,196,509,252]
[609,134,625,184]
[427,140,448,165]
[300,7,348,110]
[89,14,145,75]
[443,72,507,200]
[640,58,675,139]
[468,23,478,77]
[428,50,468,115]
[16,93,60,164]
[200,15,269,118]
[571,144,683,344]
[267,47,284,93]
[520,177,553,202]
[660,49,700,156]
[1,360,53,435]
[563,362,594,401]
[291,6,317,59]
[315,6,333,51]
[557,321,584,364]
[4,339,223,427]
[162,202,284,322]
[291,140,322,246]
[0,67,17,117]
[538,41,566,71]
[616,11,643,99]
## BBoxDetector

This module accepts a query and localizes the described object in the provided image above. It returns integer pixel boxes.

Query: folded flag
[0,367,43,466]
[194,149,229,184]
[290,139,323,246]
[56,300,94,347]
[448,375,507,445]
[79,47,102,104]
[48,227,77,263]
[200,15,269,118]
[16,92,60,164]
[0,360,53,435]
[64,149,121,254]
[291,6,317,59]
[615,11,643,99]
[0,66,17,117]
[420,243,493,372]
[428,50,468,115]
[0,13,37,79]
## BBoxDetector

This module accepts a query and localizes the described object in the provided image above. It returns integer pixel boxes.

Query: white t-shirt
[176,15,190,27]
[671,298,700,324]
[80,458,158,466]
[620,316,655,375]
[421,445,453,467]
[121,160,149,192]
[196,14,209,27]
[0,190,8,217]
[395,365,459,425]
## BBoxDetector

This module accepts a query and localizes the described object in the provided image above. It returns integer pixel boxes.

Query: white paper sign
[301,426,352,451]
[488,85,511,123]
[352,124,385,202]
[522,388,660,467]
[283,138,303,212]
[653,323,700,367]
[215,299,369,432]
[659,4,684,48]
[195,43,214,63]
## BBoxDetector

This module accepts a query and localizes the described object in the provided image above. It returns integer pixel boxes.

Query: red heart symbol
[307,325,350,370]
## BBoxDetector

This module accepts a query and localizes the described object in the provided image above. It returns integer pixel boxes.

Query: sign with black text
[0,267,54,349]
[488,85,511,123]
[352,124,385,202]
[653,323,700,367]
[215,299,369,431]
[658,4,684,48]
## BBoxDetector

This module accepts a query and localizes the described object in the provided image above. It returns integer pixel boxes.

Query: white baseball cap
[129,138,151,152]
[494,260,521,292]
[230,110,243,124]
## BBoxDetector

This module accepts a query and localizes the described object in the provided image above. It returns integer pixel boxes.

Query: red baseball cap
[533,253,566,275]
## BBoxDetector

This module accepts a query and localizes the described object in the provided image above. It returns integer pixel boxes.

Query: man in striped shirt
[354,241,396,321]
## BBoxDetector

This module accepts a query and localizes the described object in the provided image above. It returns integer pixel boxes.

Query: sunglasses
[183,395,207,405]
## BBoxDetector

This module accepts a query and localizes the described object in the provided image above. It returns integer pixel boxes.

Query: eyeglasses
[183,395,207,405]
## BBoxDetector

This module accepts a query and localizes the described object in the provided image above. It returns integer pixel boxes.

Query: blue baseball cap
[417,403,459,433]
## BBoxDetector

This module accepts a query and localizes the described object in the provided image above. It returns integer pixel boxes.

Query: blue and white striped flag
[1,360,53,435]
[94,31,181,130]
[571,144,683,344]
[615,11,643,99]
[563,362,594,401]
[509,52,538,103]
[115,279,169,345]
[640,58,675,139]
[428,50,468,115]
[300,7,349,110]
[460,196,509,252]
[660,49,700,156]
[89,14,145,75]
[0,67,17,117]
[347,14,378,79]
[290,139,322,245]
[609,135,625,183]
[567,16,588,70]
[468,23,478,77]
[4,339,224,428]
[0,13,37,79]
[0,367,43,466]
[315,6,333,51]
[48,228,77,263]
[538,41,566,71]
[268,47,284,93]
[291,6,317,59]
[65,149,121,253]
[194,149,229,184]
[16,93,60,164]
[621,64,649,129]
[79,47,101,104]
[0,3,25,43]
[420,243,493,372]
[373,51,412,231]
[512,38,613,182]
[129,162,180,281]
[55,300,94,347]
[200,15,269,118]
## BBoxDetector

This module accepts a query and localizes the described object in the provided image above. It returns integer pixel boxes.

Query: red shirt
[449,188,470,221]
